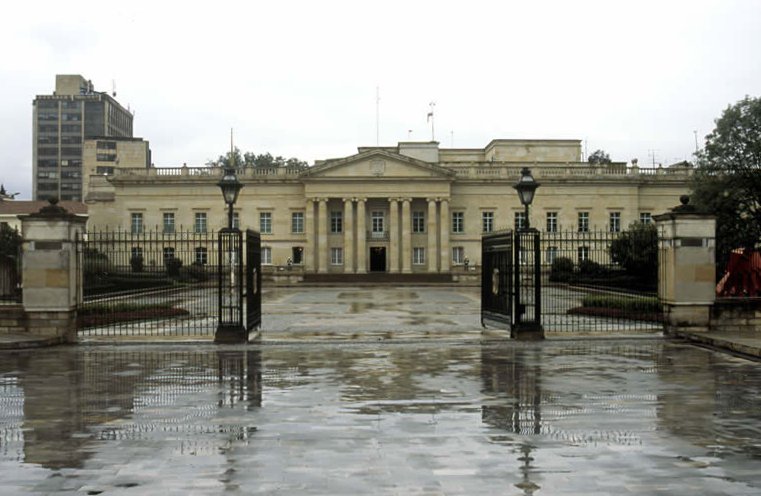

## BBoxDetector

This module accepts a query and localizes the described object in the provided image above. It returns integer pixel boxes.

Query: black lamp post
[513,167,539,229]
[217,168,243,229]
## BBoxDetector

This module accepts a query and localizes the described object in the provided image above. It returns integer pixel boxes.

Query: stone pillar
[389,198,399,273]
[356,198,367,274]
[317,198,328,273]
[427,198,438,273]
[305,199,315,273]
[20,199,88,343]
[654,196,716,334]
[401,198,412,273]
[343,198,354,273]
[439,198,450,273]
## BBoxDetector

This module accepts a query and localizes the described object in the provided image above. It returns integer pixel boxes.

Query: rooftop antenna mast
[111,80,117,97]
[427,101,436,141]
[375,86,380,146]
[230,128,235,167]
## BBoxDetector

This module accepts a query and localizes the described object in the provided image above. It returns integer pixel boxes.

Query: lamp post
[217,168,243,229]
[513,167,539,230]
[511,167,543,340]
[215,167,245,343]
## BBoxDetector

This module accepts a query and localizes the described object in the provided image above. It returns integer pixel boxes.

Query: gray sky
[2,0,760,199]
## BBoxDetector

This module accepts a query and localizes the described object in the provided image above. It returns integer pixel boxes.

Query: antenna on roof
[112,80,117,97]
[427,102,436,141]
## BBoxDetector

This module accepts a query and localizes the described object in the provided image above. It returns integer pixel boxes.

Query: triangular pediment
[302,150,455,180]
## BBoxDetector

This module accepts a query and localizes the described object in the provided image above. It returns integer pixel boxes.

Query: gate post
[512,228,544,340]
[654,196,716,334]
[215,228,246,343]
[19,199,87,343]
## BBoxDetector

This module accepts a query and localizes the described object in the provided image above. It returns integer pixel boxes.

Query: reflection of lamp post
[217,168,243,229]
[513,167,539,230]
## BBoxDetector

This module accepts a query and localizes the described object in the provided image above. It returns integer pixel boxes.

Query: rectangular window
[291,247,303,264]
[331,247,343,265]
[578,212,589,233]
[163,247,175,264]
[232,212,240,229]
[371,211,384,237]
[609,212,621,233]
[452,246,465,264]
[412,211,426,233]
[194,212,207,233]
[291,212,304,233]
[452,211,464,233]
[640,212,652,224]
[195,247,208,265]
[482,211,494,233]
[260,212,272,234]
[131,213,143,234]
[546,246,558,264]
[578,246,589,263]
[546,212,558,233]
[413,247,425,265]
[163,213,175,233]
[514,212,526,230]
[262,247,272,265]
[330,211,343,233]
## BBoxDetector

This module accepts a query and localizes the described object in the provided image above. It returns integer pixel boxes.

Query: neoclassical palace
[84,139,691,275]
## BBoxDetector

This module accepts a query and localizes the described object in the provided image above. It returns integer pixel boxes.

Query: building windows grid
[452,212,464,233]
[331,247,343,265]
[546,212,558,232]
[482,211,494,233]
[163,213,175,233]
[413,247,425,265]
[640,212,652,224]
[330,211,343,233]
[130,213,143,234]
[412,211,426,233]
[609,212,621,233]
[194,212,207,233]
[578,212,589,233]
[291,212,304,233]
[260,212,272,234]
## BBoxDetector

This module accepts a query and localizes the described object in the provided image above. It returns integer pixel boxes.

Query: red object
[716,248,761,297]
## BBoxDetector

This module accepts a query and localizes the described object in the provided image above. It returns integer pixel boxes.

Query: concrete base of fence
[214,324,248,344]
[511,322,545,341]
[711,298,761,333]
[663,303,711,334]
[25,310,78,343]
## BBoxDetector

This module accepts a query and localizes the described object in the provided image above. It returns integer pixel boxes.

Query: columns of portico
[305,198,315,273]
[343,198,354,273]
[427,198,438,273]
[389,198,400,273]
[439,198,450,273]
[317,198,328,273]
[401,198,412,273]
[356,198,367,273]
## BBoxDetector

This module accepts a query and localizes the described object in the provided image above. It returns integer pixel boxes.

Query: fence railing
[0,255,21,303]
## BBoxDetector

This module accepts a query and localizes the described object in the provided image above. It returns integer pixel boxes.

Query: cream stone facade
[84,139,692,276]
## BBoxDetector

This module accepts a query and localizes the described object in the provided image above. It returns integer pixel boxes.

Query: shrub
[581,294,661,313]
[550,257,574,282]
[578,259,604,277]
[610,222,658,282]
[165,256,183,277]
[130,254,144,273]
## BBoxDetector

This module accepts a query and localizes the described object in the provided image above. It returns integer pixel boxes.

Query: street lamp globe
[217,168,243,229]
[514,167,539,206]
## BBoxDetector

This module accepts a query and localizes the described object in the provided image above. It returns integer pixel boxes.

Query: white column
[389,198,399,273]
[356,198,367,273]
[401,198,412,273]
[439,198,450,273]
[317,198,328,273]
[343,198,354,273]
[305,199,315,273]
[427,198,438,273]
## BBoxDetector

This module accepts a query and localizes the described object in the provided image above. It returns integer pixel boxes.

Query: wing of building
[83,139,691,278]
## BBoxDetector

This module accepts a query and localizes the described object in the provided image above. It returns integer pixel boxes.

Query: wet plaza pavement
[2,340,761,495]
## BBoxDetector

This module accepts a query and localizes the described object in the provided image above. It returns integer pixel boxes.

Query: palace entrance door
[369,247,386,272]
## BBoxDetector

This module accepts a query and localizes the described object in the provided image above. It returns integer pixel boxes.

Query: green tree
[0,223,22,260]
[691,95,761,269]
[588,149,612,165]
[609,222,658,282]
[206,149,309,169]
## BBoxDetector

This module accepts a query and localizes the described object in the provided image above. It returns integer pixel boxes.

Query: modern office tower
[33,75,134,201]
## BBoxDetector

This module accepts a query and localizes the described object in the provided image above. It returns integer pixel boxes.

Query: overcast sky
[2,0,760,199]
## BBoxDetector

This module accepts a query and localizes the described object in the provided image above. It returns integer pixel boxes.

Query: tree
[206,148,309,169]
[587,149,612,165]
[0,223,21,260]
[609,222,658,283]
[691,95,761,270]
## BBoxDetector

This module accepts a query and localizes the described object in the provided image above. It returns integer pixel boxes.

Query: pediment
[302,150,455,180]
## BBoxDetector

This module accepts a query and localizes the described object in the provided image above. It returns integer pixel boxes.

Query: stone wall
[710,299,761,333]
[0,305,25,334]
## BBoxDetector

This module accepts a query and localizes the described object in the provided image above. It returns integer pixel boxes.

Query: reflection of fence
[0,254,20,303]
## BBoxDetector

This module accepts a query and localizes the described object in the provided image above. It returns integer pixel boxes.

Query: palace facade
[84,139,691,276]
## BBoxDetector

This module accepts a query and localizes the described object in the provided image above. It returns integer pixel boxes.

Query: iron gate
[481,230,514,327]
[77,229,223,337]
[246,229,262,332]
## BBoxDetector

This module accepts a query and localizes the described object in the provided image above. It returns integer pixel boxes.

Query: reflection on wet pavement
[1,341,761,494]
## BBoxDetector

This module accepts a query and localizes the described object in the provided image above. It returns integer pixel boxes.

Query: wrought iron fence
[0,254,21,303]
[77,228,223,337]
